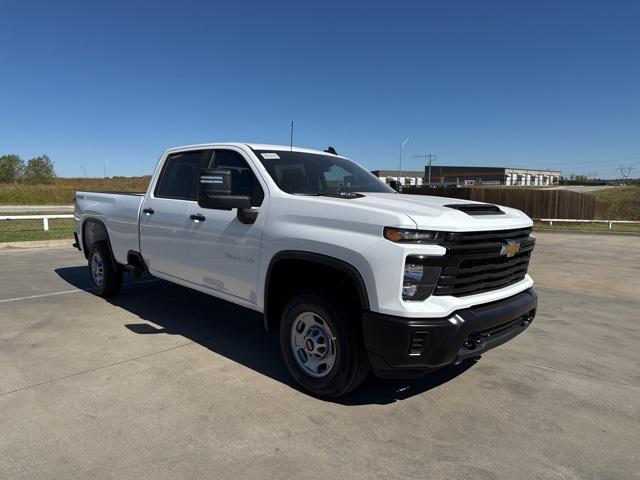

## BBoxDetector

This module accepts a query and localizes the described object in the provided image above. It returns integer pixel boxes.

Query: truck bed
[77,191,146,195]
[75,191,145,264]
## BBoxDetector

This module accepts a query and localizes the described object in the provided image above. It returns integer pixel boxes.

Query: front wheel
[279,289,370,398]
[88,242,122,297]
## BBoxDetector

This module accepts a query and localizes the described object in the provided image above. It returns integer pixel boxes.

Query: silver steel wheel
[90,251,104,286]
[290,311,337,378]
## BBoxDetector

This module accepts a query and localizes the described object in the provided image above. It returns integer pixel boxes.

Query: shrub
[22,155,57,184]
[0,154,24,183]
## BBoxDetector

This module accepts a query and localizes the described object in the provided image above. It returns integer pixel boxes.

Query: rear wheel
[280,289,370,398]
[88,242,122,297]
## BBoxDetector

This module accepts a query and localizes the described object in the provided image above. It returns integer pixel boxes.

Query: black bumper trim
[362,288,537,378]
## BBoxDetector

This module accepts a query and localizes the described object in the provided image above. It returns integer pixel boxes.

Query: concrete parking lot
[1,232,639,479]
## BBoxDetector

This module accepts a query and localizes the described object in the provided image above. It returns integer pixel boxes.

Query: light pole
[426,153,436,186]
[398,137,412,189]
[104,159,109,179]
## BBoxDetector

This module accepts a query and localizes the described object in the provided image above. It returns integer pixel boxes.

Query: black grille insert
[430,227,535,297]
[409,331,430,356]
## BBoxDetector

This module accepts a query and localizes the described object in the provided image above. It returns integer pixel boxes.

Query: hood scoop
[444,203,505,216]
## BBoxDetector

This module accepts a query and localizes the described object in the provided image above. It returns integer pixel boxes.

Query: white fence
[0,214,74,231]
[3,214,638,232]
[536,218,640,230]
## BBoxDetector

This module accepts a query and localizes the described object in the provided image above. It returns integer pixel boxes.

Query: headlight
[402,257,441,301]
[384,227,443,244]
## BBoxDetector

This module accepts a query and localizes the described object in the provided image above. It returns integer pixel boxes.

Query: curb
[0,239,75,250]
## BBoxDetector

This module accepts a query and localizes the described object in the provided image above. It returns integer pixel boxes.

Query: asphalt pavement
[0,232,638,479]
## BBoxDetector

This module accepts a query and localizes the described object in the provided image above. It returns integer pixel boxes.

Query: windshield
[252,150,395,195]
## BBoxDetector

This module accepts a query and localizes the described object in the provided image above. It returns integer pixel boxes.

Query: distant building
[372,166,562,188]
[371,170,424,187]
[428,166,561,187]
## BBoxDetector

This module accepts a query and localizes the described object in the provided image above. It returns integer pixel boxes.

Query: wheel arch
[81,217,118,268]
[263,251,370,331]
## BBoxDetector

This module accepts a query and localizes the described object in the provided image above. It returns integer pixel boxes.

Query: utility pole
[104,159,110,179]
[618,164,634,182]
[413,153,436,186]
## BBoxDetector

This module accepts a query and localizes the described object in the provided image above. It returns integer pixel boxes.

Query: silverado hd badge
[500,240,521,257]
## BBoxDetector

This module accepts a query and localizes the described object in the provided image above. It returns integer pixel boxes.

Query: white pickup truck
[74,143,537,397]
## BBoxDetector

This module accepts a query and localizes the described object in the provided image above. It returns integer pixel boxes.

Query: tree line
[0,154,56,184]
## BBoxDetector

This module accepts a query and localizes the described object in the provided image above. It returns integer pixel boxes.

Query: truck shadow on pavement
[55,267,477,405]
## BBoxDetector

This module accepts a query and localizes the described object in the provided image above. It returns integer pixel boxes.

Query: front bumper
[362,288,537,378]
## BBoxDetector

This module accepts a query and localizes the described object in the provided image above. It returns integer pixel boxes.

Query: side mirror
[389,180,402,192]
[198,168,251,210]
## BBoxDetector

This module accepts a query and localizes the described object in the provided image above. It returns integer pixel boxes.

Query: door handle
[190,213,206,222]
[143,208,155,215]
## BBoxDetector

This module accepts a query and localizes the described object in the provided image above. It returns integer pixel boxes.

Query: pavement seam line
[0,279,160,304]
[0,324,256,398]
[487,353,640,391]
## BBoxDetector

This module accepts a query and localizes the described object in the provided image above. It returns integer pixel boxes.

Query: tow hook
[463,337,484,350]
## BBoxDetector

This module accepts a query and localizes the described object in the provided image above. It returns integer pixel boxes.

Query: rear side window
[155,150,211,200]
[210,149,264,206]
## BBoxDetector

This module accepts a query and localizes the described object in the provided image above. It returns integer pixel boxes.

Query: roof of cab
[166,142,342,157]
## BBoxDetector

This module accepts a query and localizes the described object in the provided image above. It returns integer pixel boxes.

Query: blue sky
[1,0,638,178]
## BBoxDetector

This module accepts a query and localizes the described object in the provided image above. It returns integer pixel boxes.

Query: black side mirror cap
[389,180,401,192]
[198,168,251,210]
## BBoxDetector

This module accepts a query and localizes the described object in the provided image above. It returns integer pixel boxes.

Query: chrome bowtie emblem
[500,240,520,258]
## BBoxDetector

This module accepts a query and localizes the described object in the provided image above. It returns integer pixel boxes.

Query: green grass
[0,218,74,242]
[0,176,150,205]
[534,221,640,234]
[590,185,640,221]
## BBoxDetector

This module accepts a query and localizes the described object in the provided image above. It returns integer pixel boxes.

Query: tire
[88,242,123,297]
[280,289,370,398]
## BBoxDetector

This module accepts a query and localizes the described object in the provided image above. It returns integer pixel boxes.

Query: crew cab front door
[185,148,266,303]
[140,149,211,280]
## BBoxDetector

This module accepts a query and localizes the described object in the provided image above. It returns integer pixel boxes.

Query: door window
[210,150,264,206]
[155,150,211,200]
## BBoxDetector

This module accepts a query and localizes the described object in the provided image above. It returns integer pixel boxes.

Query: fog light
[402,284,418,297]
[402,258,441,301]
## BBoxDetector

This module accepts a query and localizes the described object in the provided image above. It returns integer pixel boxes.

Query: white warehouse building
[372,166,561,187]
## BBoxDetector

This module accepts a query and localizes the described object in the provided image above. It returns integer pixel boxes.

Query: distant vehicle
[74,143,537,397]
[464,179,476,186]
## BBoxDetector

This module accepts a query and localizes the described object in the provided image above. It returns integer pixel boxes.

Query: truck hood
[355,192,533,231]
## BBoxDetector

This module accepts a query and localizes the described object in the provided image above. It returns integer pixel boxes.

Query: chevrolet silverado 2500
[74,143,537,397]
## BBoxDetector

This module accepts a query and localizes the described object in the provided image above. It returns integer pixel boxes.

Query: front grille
[433,227,535,297]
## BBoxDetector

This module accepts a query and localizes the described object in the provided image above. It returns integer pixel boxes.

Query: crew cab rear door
[139,149,212,279]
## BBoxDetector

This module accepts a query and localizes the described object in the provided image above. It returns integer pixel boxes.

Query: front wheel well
[264,253,369,331]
